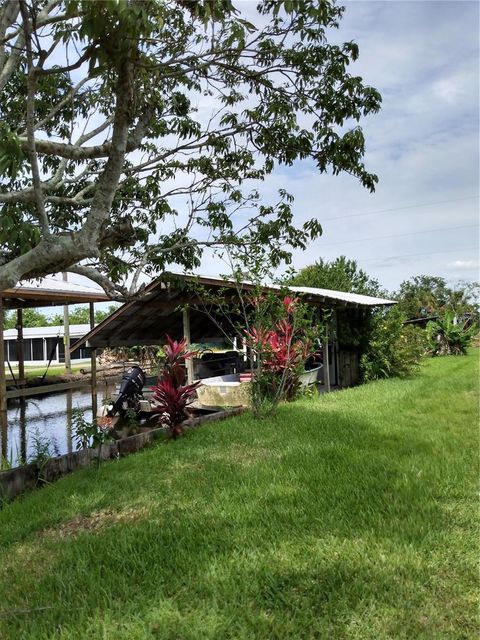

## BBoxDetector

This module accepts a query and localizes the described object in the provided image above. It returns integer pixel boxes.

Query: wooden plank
[6,380,91,399]
[324,323,331,392]
[333,310,340,387]
[16,308,26,386]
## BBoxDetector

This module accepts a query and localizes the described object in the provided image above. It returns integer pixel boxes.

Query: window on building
[7,340,17,361]
[32,338,44,361]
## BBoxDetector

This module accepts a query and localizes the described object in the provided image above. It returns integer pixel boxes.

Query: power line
[321,195,479,223]
[319,223,479,248]
[359,245,478,265]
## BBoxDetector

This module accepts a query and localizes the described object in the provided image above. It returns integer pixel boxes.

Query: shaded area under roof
[73,273,396,350]
[0,275,109,309]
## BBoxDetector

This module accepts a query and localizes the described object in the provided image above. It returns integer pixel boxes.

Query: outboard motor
[107,365,146,418]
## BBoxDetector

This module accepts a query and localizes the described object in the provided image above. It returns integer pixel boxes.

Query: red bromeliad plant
[246,296,314,405]
[151,336,200,438]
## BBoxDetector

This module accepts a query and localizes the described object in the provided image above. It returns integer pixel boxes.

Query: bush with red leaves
[151,336,200,438]
[246,296,314,403]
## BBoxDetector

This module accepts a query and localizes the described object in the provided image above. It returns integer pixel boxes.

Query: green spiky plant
[426,313,475,356]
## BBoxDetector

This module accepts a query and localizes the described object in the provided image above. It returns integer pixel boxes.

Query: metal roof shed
[73,273,395,349]
[0,276,109,423]
[0,276,108,309]
[72,273,396,389]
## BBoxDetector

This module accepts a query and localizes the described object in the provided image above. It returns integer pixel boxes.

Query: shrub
[151,336,200,438]
[360,308,426,381]
[72,408,112,451]
[426,313,475,356]
[246,296,317,413]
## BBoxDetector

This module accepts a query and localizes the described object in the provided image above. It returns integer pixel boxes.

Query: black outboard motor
[107,365,146,417]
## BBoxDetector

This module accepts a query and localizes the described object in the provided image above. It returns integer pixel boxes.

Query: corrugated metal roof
[3,324,90,340]
[167,272,397,307]
[1,275,109,308]
[10,276,105,296]
[72,272,396,351]
[288,286,396,307]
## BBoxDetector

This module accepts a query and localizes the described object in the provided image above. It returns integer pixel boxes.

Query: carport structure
[73,272,396,387]
[0,276,108,449]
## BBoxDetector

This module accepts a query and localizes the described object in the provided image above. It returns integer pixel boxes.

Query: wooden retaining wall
[0,408,245,503]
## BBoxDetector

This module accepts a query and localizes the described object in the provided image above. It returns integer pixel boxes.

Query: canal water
[1,383,116,465]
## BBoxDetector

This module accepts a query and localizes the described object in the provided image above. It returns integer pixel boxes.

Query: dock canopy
[0,274,109,429]
[0,276,108,309]
[72,273,396,350]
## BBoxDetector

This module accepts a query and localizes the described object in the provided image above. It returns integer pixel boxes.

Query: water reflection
[2,383,116,465]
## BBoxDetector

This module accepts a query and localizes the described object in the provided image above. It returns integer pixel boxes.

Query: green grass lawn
[0,352,478,639]
[5,362,89,382]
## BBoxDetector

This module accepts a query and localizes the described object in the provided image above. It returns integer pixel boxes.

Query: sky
[195,0,480,292]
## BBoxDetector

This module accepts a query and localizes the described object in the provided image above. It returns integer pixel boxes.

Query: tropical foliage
[291,257,426,382]
[289,255,384,297]
[426,313,475,356]
[246,295,319,413]
[360,307,426,381]
[71,407,112,453]
[151,336,200,438]
[395,275,479,320]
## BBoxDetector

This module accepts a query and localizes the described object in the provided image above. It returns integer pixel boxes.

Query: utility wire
[321,195,479,222]
[319,223,479,248]
[359,245,478,265]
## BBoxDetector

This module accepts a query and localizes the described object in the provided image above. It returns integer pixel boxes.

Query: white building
[3,324,91,365]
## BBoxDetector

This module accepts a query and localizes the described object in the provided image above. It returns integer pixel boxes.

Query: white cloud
[447,260,480,270]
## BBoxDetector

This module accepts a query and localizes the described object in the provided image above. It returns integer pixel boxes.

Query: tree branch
[76,52,136,251]
[68,264,129,300]
[0,48,136,291]
[0,30,24,92]
[19,0,49,236]
[0,0,20,72]
[0,0,59,92]
[31,77,90,133]
[17,108,151,160]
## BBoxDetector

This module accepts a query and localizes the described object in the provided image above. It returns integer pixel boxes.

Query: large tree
[0,0,381,299]
[289,255,383,297]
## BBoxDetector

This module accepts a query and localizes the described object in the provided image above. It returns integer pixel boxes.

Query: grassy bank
[0,352,478,639]
[5,362,89,382]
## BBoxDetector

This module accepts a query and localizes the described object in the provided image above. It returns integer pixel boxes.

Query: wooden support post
[89,303,97,420]
[333,309,340,387]
[66,390,73,454]
[242,336,248,365]
[183,307,194,384]
[63,272,71,374]
[19,398,27,463]
[0,406,6,460]
[324,321,331,393]
[0,295,7,457]
[17,308,25,386]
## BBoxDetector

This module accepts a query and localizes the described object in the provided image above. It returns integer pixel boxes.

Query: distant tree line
[290,256,479,319]
[290,256,479,380]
